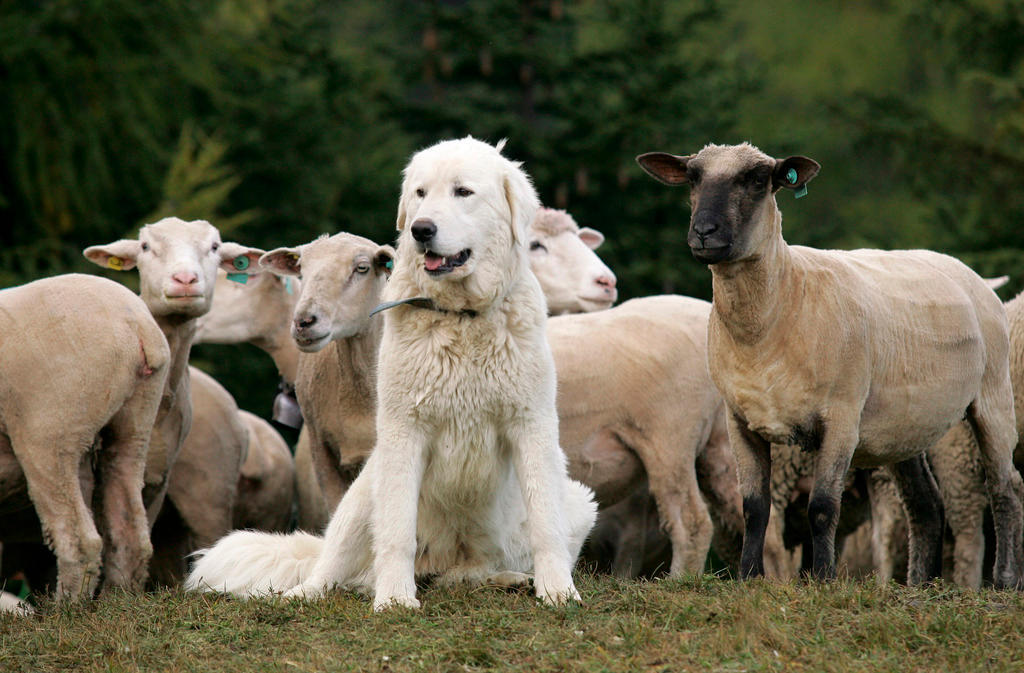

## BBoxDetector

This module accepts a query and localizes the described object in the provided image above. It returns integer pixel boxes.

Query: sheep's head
[636,143,819,264]
[529,208,617,314]
[84,217,264,319]
[194,269,301,348]
[260,233,394,353]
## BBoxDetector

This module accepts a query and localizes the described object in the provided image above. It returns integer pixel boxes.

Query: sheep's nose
[411,218,437,243]
[171,271,198,285]
[295,314,317,329]
[691,212,721,243]
[595,275,617,290]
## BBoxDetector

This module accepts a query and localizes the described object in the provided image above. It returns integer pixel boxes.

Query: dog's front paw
[372,593,421,611]
[534,573,581,606]
[282,582,325,600]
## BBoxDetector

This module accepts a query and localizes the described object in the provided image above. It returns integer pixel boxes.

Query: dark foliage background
[2,0,1022,415]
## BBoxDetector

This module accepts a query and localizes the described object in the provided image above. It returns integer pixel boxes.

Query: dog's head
[394,137,539,306]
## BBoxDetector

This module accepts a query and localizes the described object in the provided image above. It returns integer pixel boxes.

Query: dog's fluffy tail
[184,530,324,597]
[566,479,599,561]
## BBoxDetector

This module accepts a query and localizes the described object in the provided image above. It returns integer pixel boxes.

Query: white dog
[185,137,597,609]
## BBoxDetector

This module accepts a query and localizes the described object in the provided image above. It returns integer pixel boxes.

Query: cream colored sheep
[259,233,394,520]
[549,295,734,576]
[148,367,248,584]
[638,142,1024,586]
[0,274,170,600]
[194,269,301,385]
[84,217,263,581]
[293,428,328,531]
[234,410,295,532]
[529,208,617,314]
[851,287,1024,588]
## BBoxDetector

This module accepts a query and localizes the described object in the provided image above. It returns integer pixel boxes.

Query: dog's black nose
[411,218,437,243]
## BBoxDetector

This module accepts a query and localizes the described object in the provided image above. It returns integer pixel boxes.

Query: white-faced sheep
[529,208,617,314]
[194,268,301,385]
[84,217,263,581]
[0,274,170,600]
[258,233,393,531]
[638,142,1024,587]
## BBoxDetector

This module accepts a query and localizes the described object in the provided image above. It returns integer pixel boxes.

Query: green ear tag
[233,255,250,271]
[226,273,249,284]
[786,168,798,185]
[284,277,294,295]
[794,185,808,199]
[385,259,394,270]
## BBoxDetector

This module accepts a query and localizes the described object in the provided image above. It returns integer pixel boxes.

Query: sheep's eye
[454,186,473,198]
[355,263,371,274]
[529,241,547,252]
[745,171,768,189]
[415,188,425,198]
[211,242,220,253]
[140,242,150,252]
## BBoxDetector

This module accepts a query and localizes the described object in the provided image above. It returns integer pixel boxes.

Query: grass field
[2,573,1022,672]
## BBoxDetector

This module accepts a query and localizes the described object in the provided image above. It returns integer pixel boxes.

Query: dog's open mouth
[424,249,472,275]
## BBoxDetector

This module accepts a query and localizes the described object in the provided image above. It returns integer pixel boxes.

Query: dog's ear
[396,172,411,231]
[503,163,540,247]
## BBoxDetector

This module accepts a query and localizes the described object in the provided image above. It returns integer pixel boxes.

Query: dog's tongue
[424,252,445,271]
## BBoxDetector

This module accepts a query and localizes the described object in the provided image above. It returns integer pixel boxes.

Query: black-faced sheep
[638,142,1024,587]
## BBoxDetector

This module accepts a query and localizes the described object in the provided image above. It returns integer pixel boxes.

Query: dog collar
[370,297,478,318]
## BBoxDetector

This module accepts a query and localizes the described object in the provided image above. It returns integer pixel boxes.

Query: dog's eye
[415,188,425,198]
[355,263,370,274]
[529,241,547,253]
[454,186,474,198]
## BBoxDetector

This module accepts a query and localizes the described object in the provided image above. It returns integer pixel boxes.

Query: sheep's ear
[218,242,266,276]
[636,152,693,186]
[374,245,396,276]
[773,156,820,192]
[84,240,141,271]
[578,227,605,251]
[260,247,302,276]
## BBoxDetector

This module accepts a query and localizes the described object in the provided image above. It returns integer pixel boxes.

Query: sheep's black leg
[730,419,771,579]
[966,394,1024,589]
[806,421,857,582]
[889,453,944,584]
[807,489,840,580]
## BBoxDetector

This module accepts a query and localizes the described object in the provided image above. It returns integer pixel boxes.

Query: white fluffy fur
[185,137,597,609]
